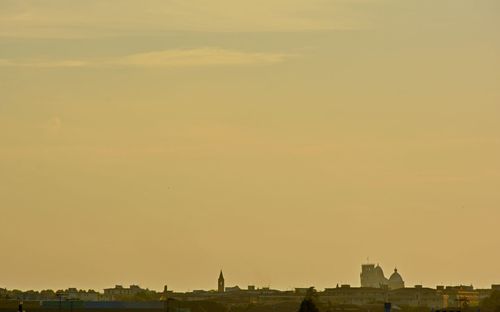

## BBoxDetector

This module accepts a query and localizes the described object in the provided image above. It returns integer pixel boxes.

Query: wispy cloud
[115,48,290,67]
[0,48,291,69]
[0,0,367,39]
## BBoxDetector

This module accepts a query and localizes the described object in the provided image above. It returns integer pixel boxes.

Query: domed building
[360,264,405,289]
[388,268,405,290]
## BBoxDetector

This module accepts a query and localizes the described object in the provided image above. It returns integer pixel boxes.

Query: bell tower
[218,270,225,292]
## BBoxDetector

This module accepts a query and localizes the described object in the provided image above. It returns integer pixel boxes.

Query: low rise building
[103,285,144,300]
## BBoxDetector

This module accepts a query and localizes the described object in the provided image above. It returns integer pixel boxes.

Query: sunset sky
[1,0,499,292]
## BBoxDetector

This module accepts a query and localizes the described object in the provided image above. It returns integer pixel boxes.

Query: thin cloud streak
[115,48,291,67]
[0,48,292,68]
[0,58,87,68]
[0,0,368,38]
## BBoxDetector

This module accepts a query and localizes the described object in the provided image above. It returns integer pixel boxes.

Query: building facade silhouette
[218,270,225,293]
[360,264,404,290]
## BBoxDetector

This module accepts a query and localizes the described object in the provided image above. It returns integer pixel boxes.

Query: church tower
[218,270,225,292]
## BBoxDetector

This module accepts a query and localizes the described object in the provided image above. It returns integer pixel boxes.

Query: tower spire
[218,270,225,292]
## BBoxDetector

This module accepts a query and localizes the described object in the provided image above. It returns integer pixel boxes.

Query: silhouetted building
[360,264,388,288]
[360,264,404,290]
[389,285,442,308]
[64,288,100,301]
[388,268,405,290]
[218,271,225,293]
[103,285,143,300]
[440,285,479,308]
[225,286,241,292]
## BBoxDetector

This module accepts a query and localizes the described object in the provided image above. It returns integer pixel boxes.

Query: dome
[388,268,405,289]
[389,268,403,282]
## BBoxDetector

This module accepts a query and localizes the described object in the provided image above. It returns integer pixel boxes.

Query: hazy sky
[1,0,499,292]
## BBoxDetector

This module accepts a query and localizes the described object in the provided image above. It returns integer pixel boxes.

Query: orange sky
[0,0,499,292]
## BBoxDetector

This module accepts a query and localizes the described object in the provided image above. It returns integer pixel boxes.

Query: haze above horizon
[0,0,499,292]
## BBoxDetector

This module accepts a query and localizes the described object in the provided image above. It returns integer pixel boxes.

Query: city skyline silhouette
[1,0,499,301]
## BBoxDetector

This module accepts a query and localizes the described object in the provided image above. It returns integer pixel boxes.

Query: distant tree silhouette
[298,288,320,312]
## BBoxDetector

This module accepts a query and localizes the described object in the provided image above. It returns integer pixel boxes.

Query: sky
[0,0,499,292]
